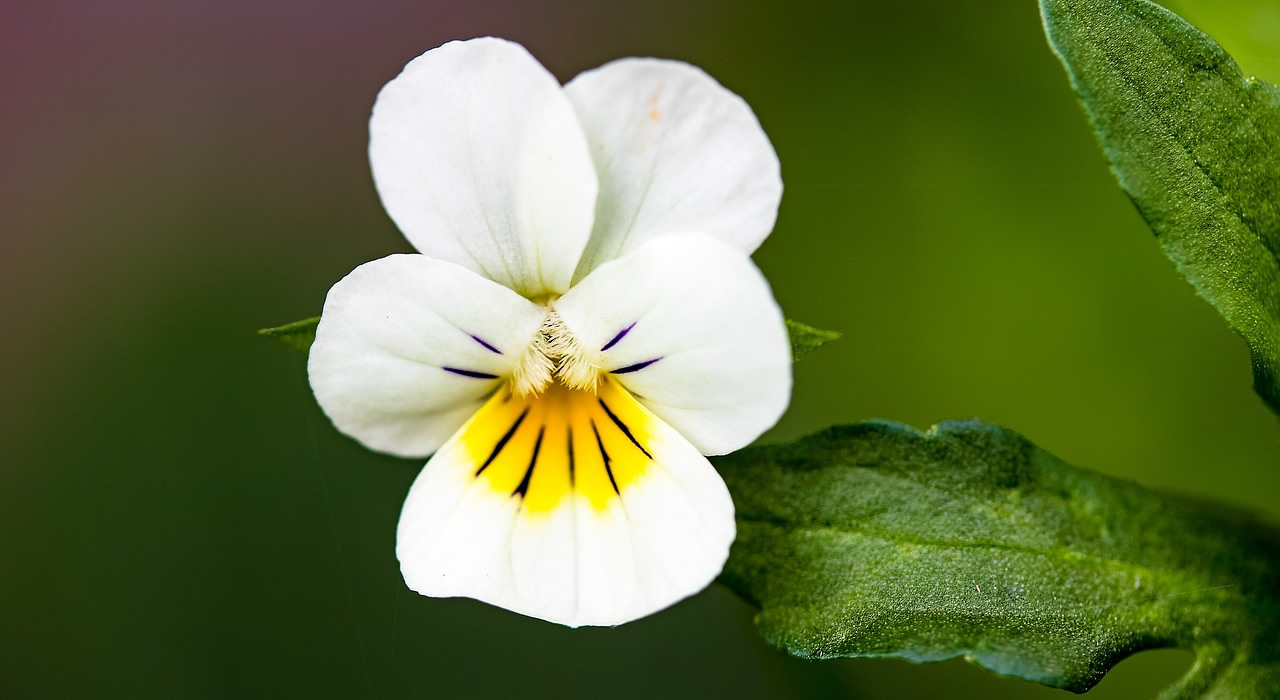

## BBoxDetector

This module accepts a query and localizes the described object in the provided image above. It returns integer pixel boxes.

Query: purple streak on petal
[470,334,503,355]
[600,322,636,352]
[610,357,662,374]
[442,366,500,379]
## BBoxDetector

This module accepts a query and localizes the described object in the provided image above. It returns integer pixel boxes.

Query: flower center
[511,308,597,396]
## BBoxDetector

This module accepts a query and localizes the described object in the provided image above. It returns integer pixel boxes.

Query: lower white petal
[396,378,735,627]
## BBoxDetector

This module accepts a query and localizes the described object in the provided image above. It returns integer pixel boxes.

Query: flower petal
[396,379,735,627]
[369,38,598,298]
[555,235,791,455]
[564,58,782,278]
[308,254,545,457]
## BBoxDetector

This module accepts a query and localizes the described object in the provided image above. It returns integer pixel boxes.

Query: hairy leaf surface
[1042,0,1280,414]
[716,421,1280,698]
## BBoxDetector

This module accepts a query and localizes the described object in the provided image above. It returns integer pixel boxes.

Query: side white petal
[555,235,791,455]
[396,381,735,627]
[369,37,598,297]
[308,254,545,458]
[565,58,782,278]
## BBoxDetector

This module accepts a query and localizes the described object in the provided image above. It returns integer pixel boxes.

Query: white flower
[308,37,791,627]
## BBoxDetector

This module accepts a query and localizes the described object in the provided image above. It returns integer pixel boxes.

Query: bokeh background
[3,0,1277,697]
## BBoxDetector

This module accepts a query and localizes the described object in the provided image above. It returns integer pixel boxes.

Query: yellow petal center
[460,377,655,513]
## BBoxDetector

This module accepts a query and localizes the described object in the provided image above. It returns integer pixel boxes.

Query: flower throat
[512,310,597,396]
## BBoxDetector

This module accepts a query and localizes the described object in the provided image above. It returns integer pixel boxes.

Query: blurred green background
[2,0,1277,697]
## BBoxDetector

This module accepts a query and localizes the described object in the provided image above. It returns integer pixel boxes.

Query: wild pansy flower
[308,37,790,627]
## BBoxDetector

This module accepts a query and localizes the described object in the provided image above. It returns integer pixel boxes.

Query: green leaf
[1041,0,1280,415]
[257,316,319,354]
[785,319,841,361]
[714,421,1280,698]
[259,316,838,361]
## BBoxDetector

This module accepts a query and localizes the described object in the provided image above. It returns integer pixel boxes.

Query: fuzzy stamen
[512,310,598,395]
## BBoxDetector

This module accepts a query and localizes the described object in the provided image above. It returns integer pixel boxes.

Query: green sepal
[785,319,841,361]
[257,317,319,354]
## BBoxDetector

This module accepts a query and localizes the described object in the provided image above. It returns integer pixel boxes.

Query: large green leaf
[1041,0,1280,415]
[259,316,838,361]
[715,421,1280,698]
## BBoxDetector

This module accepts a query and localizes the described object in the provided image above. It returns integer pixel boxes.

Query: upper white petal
[307,254,545,457]
[555,235,792,455]
[565,58,783,279]
[369,37,598,297]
